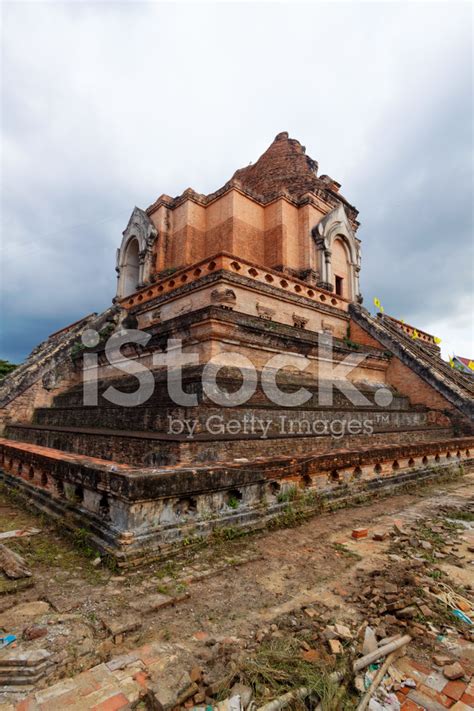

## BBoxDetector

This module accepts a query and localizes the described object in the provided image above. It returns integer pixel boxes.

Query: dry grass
[237,637,355,710]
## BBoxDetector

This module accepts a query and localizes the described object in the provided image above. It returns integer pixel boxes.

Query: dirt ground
[1,469,473,709]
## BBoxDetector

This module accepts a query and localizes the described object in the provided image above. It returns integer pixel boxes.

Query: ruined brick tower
[116,131,361,306]
[1,133,472,566]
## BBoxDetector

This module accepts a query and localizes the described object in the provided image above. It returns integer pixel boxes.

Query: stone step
[0,673,48,686]
[0,671,53,686]
[32,397,419,430]
[6,422,453,466]
[0,660,52,675]
[0,649,51,667]
[50,368,409,409]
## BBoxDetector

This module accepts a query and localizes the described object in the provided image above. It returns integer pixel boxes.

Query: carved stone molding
[211,288,237,309]
[256,302,275,320]
[292,314,308,329]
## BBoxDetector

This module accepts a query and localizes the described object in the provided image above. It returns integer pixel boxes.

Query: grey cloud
[1,2,472,363]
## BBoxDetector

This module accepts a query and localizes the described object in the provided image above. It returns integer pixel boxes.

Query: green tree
[0,360,18,380]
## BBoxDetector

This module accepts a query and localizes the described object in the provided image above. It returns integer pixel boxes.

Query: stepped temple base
[1,437,472,567]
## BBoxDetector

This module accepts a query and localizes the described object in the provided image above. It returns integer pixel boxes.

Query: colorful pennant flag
[373,297,382,310]
[468,361,474,371]
[412,329,419,340]
[434,336,442,345]
[449,357,455,368]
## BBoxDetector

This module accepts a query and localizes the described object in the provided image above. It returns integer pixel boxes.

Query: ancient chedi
[0,133,473,566]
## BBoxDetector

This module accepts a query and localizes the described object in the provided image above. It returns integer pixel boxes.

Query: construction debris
[352,528,369,539]
[443,661,466,680]
[0,527,41,540]
[0,544,32,579]
[362,626,378,655]
[356,650,399,711]
[354,635,412,672]
[0,634,16,649]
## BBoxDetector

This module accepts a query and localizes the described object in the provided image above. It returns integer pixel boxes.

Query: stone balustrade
[119,252,349,312]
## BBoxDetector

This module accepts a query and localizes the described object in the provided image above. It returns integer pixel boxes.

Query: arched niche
[312,203,361,302]
[332,237,351,298]
[116,207,158,298]
[121,238,140,297]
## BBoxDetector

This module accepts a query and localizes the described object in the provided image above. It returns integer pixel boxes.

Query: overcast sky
[1,1,472,364]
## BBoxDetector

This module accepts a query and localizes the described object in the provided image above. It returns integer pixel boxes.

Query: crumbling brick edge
[0,436,472,569]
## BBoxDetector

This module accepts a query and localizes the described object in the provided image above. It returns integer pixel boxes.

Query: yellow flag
[434,336,442,345]
[380,305,384,313]
[449,357,455,368]
[373,297,381,309]
[400,318,405,324]
[468,361,474,371]
[412,329,419,340]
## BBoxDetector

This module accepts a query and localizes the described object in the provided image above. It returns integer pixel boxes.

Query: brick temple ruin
[1,132,473,566]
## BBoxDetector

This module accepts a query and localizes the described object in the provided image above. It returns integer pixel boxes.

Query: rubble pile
[346,518,474,644]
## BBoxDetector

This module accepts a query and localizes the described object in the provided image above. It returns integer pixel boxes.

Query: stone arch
[120,238,140,297]
[116,207,158,298]
[312,203,361,301]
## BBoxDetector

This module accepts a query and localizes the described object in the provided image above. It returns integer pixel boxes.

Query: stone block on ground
[128,591,189,614]
[0,544,31,579]
[443,662,465,680]
[102,615,141,638]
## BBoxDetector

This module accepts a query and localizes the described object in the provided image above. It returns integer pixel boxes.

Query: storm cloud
[1,1,472,363]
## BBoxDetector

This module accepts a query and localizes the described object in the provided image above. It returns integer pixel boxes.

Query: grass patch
[276,485,299,504]
[155,560,179,580]
[443,509,474,523]
[415,523,447,547]
[211,525,244,542]
[332,543,361,560]
[0,488,107,584]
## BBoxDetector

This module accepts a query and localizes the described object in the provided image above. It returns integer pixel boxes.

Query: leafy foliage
[0,359,18,380]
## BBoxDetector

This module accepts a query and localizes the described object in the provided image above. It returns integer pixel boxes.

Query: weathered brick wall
[0,379,51,433]
[232,132,320,201]
[350,320,386,350]
[0,307,121,434]
[0,372,83,434]
[146,134,359,283]
[1,435,472,566]
[386,356,455,412]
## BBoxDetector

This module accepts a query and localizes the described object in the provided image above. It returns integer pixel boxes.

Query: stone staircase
[1,308,472,565]
[0,307,121,433]
[0,648,53,689]
[350,305,474,421]
[4,366,454,466]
